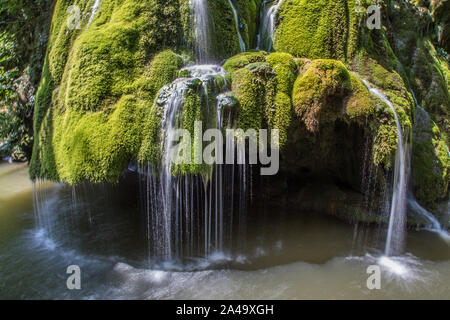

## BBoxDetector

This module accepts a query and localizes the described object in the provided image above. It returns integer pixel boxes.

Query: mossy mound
[30,0,187,183]
[274,0,359,62]
[226,51,298,148]
[292,59,410,168]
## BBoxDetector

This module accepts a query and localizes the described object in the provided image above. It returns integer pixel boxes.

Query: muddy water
[0,163,449,299]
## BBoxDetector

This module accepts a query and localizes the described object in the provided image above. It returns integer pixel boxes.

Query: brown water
[0,162,449,299]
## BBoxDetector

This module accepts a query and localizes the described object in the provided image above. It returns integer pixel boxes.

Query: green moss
[229,61,275,132]
[135,50,183,100]
[266,52,296,93]
[31,0,187,183]
[173,88,210,176]
[291,58,407,168]
[346,73,376,118]
[266,52,297,147]
[372,120,398,168]
[223,51,268,74]
[274,0,357,61]
[52,95,146,184]
[353,55,414,131]
[413,109,449,208]
[236,0,263,48]
[207,0,241,60]
[292,59,351,132]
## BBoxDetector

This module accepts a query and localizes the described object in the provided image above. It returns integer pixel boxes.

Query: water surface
[0,163,449,299]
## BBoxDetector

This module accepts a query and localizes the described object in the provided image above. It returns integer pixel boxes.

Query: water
[140,65,251,262]
[226,0,246,52]
[363,81,409,256]
[257,0,284,51]
[407,92,449,241]
[408,197,450,243]
[87,0,101,26]
[192,0,213,62]
[1,163,450,299]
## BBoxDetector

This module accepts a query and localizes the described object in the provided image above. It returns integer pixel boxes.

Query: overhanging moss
[30,0,186,183]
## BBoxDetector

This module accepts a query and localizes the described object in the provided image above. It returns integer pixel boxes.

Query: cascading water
[257,0,284,51]
[192,0,213,62]
[87,0,101,26]
[408,197,450,243]
[363,80,408,256]
[226,0,246,52]
[140,65,250,262]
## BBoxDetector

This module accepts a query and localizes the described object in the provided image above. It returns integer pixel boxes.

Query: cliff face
[30,0,448,218]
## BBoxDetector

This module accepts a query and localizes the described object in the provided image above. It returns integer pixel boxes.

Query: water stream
[87,0,101,26]
[139,64,251,262]
[226,0,246,52]
[257,0,284,51]
[363,80,409,257]
[192,0,213,62]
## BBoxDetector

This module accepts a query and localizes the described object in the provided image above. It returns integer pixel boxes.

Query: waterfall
[257,0,284,51]
[407,197,450,243]
[409,198,441,229]
[192,0,213,62]
[87,0,101,27]
[363,80,408,256]
[140,65,250,262]
[226,0,246,52]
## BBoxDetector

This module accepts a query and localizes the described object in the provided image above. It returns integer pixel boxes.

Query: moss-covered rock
[31,0,186,183]
[231,62,276,131]
[386,0,449,140]
[413,106,449,208]
[274,0,359,62]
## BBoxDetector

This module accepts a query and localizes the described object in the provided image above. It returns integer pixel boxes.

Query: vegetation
[0,0,54,160]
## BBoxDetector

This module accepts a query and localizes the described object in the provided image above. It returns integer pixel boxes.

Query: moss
[346,73,376,118]
[274,0,357,62]
[413,108,449,208]
[232,68,263,131]
[372,120,398,168]
[206,0,241,60]
[31,0,188,183]
[223,51,268,74]
[291,58,408,168]
[236,0,263,48]
[292,59,351,132]
[266,52,297,147]
[266,52,296,93]
[353,55,414,132]
[52,95,146,184]
[173,87,210,176]
[135,50,183,100]
[387,2,449,139]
